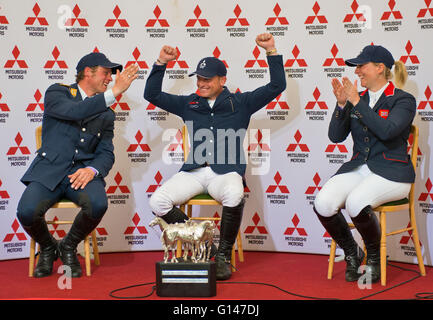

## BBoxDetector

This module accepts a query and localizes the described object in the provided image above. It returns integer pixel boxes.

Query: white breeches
[314,164,411,218]
[149,166,244,216]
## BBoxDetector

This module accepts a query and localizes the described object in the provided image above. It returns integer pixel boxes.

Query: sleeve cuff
[104,89,116,108]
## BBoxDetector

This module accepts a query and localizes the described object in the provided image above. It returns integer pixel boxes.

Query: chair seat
[186,193,220,205]
[378,198,409,207]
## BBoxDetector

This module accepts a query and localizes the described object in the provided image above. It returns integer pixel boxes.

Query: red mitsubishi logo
[284,214,308,236]
[244,213,268,234]
[399,223,422,246]
[266,172,290,194]
[65,4,89,27]
[323,44,345,67]
[3,219,27,242]
[25,3,48,26]
[343,0,367,22]
[248,130,270,152]
[418,0,433,17]
[44,46,68,69]
[245,46,268,68]
[284,45,307,67]
[186,5,209,27]
[4,46,28,69]
[325,143,348,153]
[6,133,31,155]
[265,3,289,26]
[419,178,433,201]
[0,92,10,112]
[167,129,183,152]
[226,4,249,26]
[127,130,151,152]
[145,5,169,27]
[286,130,310,152]
[106,172,130,194]
[105,5,129,27]
[166,47,188,69]
[146,171,163,193]
[305,173,323,195]
[0,6,9,24]
[400,41,420,65]
[111,94,130,111]
[0,179,10,199]
[125,47,149,69]
[381,0,403,20]
[418,86,433,109]
[49,217,66,238]
[305,88,328,110]
[305,1,328,24]
[124,213,148,235]
[25,89,44,112]
[266,93,289,110]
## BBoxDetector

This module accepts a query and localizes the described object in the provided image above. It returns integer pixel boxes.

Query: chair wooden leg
[29,238,36,277]
[176,240,182,258]
[236,231,244,262]
[84,235,91,276]
[91,230,100,266]
[231,246,236,272]
[327,239,337,280]
[409,205,426,276]
[380,212,387,286]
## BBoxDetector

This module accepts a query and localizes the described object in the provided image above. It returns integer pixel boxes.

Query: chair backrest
[182,125,189,162]
[408,124,419,202]
[35,125,42,149]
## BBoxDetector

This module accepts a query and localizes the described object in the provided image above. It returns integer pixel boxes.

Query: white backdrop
[0,0,432,267]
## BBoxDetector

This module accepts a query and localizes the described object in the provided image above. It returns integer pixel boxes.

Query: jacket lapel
[372,82,395,112]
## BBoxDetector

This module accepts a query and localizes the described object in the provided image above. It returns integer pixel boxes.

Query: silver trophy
[149,217,216,263]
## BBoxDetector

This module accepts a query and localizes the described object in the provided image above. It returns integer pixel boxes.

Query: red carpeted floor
[0,251,431,301]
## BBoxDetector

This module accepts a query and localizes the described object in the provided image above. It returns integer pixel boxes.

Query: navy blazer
[21,83,115,191]
[144,55,286,176]
[329,82,416,183]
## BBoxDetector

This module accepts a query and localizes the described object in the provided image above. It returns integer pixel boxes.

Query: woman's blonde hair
[378,60,408,89]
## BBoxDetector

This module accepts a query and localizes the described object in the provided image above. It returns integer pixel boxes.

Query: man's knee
[149,190,171,216]
[17,198,51,227]
[77,193,108,220]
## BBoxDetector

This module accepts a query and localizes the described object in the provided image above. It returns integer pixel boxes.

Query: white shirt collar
[368,82,389,108]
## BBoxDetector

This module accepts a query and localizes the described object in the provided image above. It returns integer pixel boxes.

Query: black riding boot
[352,206,381,284]
[23,218,58,278]
[314,207,365,282]
[160,206,189,224]
[216,199,245,280]
[58,211,101,278]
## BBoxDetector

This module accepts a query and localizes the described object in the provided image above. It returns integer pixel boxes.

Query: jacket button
[82,128,86,132]
[364,137,369,142]
[42,152,46,156]
[365,147,370,153]
[80,138,84,143]
[363,126,368,132]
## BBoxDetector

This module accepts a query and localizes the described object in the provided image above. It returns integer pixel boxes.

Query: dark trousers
[17,175,108,227]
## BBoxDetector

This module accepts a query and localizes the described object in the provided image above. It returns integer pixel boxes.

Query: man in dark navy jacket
[17,53,138,278]
[144,33,286,280]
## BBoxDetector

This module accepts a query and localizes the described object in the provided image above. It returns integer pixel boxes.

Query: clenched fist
[157,46,178,65]
[255,33,276,53]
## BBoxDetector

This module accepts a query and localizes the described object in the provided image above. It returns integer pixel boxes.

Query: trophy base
[155,259,216,297]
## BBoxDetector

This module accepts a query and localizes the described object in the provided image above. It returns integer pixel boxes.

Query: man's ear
[219,76,227,86]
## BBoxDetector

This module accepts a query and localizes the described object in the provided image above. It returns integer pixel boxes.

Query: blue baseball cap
[345,45,395,69]
[76,52,123,74]
[189,57,227,79]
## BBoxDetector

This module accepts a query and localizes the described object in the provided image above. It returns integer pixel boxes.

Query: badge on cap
[69,88,77,97]
[199,60,206,69]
